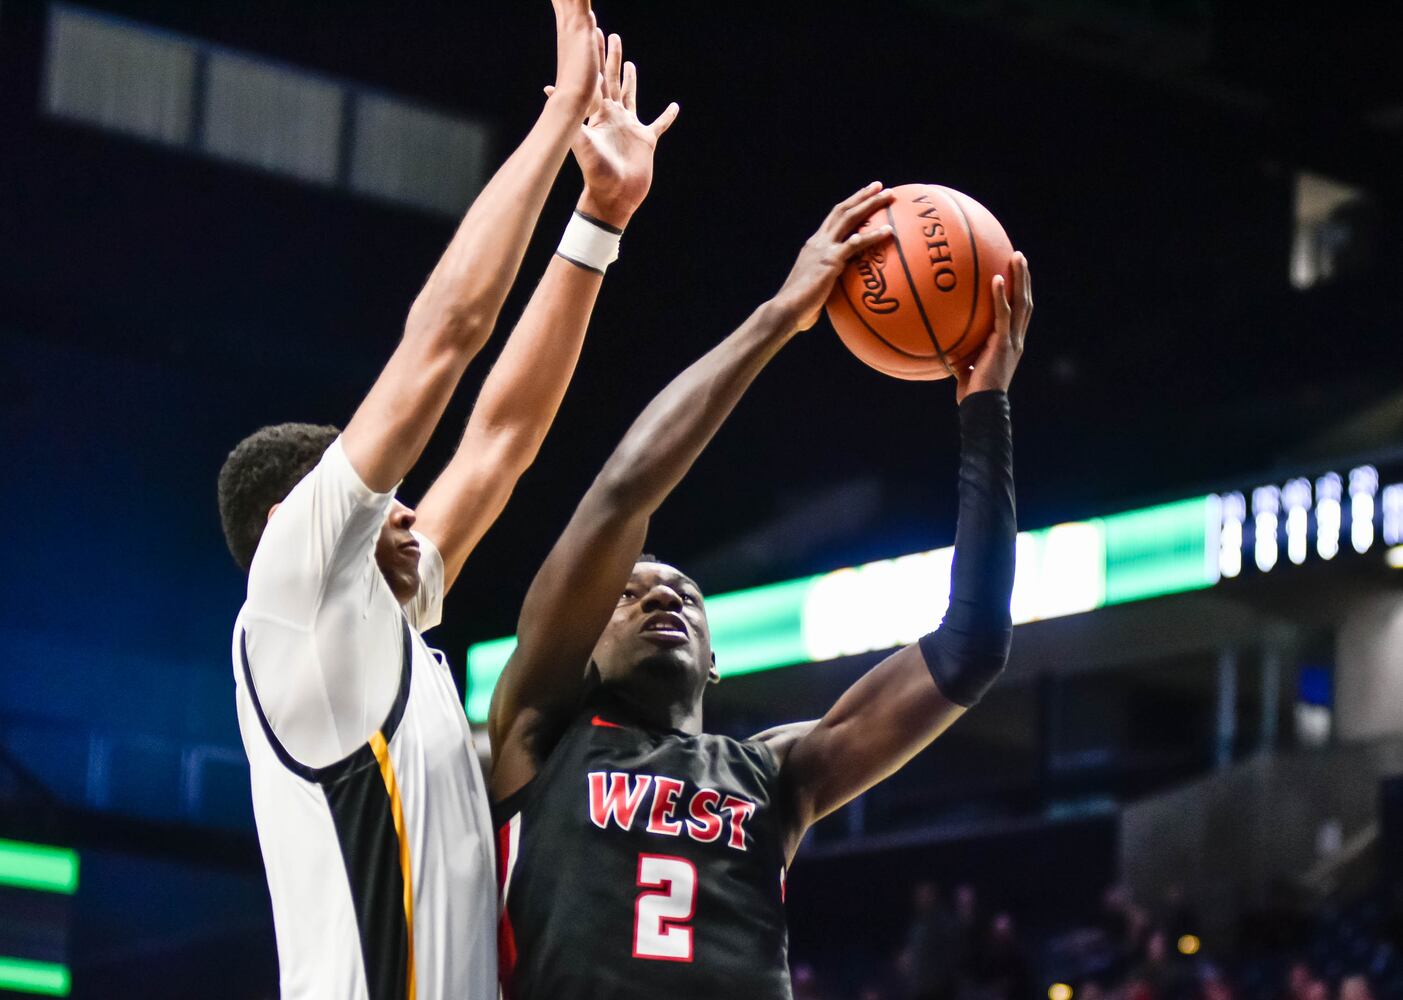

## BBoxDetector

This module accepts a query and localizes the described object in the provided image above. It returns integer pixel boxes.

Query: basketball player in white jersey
[214,8,679,997]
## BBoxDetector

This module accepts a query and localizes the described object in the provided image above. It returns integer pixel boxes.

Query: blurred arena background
[3,1,1403,997]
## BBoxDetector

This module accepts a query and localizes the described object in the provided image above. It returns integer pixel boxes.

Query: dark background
[2,2,1402,995]
[5,1,1402,674]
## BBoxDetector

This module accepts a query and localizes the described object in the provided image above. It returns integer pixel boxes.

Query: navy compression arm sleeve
[917,389,1016,707]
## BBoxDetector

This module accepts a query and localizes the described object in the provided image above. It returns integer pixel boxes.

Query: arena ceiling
[2,1,1400,668]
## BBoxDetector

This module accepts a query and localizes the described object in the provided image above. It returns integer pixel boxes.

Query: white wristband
[556,210,622,275]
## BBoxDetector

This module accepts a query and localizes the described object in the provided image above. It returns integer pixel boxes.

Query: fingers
[842,224,895,258]
[604,33,623,102]
[828,181,883,225]
[649,101,680,137]
[622,60,638,111]
[830,187,896,240]
[1004,251,1038,349]
[1010,252,1032,348]
[991,274,1013,345]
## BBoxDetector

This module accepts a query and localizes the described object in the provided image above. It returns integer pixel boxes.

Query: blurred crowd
[790,880,1400,1000]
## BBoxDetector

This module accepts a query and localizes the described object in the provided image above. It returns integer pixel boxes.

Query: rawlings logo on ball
[857,248,900,314]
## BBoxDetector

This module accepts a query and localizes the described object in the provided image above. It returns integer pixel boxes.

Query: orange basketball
[826,183,1014,380]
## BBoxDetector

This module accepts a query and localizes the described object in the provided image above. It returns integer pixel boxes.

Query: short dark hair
[217,422,340,571]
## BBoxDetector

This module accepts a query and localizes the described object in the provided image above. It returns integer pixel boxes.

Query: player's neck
[595,684,704,736]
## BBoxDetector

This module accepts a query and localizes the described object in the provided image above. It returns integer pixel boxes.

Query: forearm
[404,96,583,350]
[468,254,602,449]
[596,299,799,512]
[918,389,1017,706]
[779,392,1013,841]
[414,254,603,586]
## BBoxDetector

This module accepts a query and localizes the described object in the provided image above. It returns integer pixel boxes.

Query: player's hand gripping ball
[825,184,1014,380]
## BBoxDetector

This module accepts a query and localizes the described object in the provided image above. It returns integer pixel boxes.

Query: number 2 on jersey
[633,854,697,962]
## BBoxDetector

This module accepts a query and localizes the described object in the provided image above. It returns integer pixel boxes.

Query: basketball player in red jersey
[482,183,1033,998]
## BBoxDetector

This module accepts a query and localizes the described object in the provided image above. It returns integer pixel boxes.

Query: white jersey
[231,438,496,1000]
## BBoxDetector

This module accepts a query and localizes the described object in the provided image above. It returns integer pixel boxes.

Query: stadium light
[1283,478,1311,566]
[1316,473,1342,560]
[1218,492,1245,579]
[1253,486,1280,573]
[1384,485,1403,545]
[1350,466,1378,554]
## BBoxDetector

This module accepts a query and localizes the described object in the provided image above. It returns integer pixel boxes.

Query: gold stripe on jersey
[370,729,417,1000]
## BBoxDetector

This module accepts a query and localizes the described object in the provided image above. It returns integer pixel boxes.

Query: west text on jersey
[587,771,757,851]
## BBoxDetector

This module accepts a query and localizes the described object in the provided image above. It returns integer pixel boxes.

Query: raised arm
[338,1,604,494]
[415,34,680,591]
[771,253,1032,864]
[487,184,899,798]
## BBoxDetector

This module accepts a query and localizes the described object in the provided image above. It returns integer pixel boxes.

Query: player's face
[592,562,716,703]
[374,499,421,604]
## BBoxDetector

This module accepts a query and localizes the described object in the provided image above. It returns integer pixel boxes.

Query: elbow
[431,307,491,352]
[405,295,491,355]
[459,423,541,497]
[940,594,1012,650]
[919,624,1010,709]
[953,616,1013,668]
[591,459,653,517]
[488,424,548,484]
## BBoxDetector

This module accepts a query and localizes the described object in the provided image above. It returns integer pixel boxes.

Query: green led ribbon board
[0,957,71,997]
[467,460,1402,723]
[0,840,78,895]
[466,496,1220,723]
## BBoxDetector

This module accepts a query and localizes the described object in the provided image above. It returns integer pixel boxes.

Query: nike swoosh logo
[591,715,624,729]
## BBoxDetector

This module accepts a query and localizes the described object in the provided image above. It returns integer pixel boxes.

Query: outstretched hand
[770,182,897,332]
[547,32,679,229]
[954,252,1033,403]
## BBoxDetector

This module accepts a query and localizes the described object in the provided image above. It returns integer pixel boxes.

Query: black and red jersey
[493,698,793,999]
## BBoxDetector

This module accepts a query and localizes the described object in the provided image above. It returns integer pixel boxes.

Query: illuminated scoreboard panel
[464,463,1403,723]
[1225,464,1399,579]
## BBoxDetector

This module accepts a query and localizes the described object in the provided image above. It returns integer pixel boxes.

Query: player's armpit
[487,489,652,800]
[750,719,818,752]
[488,704,560,804]
[775,644,965,863]
[401,531,446,632]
